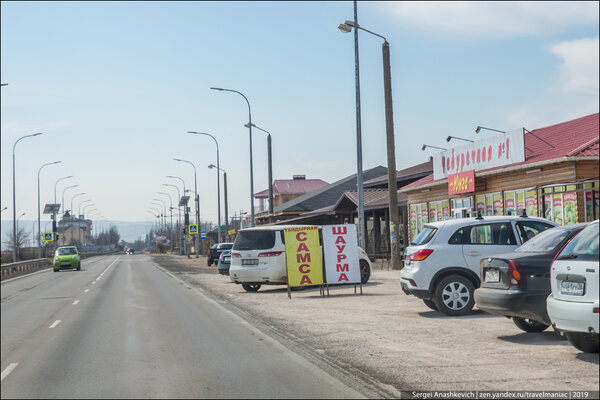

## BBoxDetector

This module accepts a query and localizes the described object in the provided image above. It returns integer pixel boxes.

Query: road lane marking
[73,300,80,305]
[94,256,120,283]
[1,363,18,381]
[49,320,62,329]
[84,289,90,293]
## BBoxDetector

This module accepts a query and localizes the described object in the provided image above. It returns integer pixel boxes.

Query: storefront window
[493,193,503,215]
[584,183,600,222]
[409,203,428,240]
[504,191,516,215]
[525,190,537,217]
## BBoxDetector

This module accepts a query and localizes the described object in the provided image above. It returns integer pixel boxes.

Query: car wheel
[512,317,549,332]
[53,268,59,272]
[77,264,81,271]
[433,275,475,316]
[422,299,438,311]
[242,283,261,292]
[207,258,213,267]
[360,260,370,284]
[565,332,600,353]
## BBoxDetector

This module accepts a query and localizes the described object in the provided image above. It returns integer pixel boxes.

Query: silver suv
[401,215,557,316]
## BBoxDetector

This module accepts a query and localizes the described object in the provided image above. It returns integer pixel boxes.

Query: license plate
[61,263,72,267]
[223,257,230,263]
[242,259,259,266]
[560,281,584,296]
[485,270,500,283]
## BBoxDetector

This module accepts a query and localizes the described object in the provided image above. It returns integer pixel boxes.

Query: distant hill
[1,220,154,250]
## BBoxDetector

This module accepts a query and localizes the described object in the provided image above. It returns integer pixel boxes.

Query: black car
[474,224,586,332]
[207,242,233,266]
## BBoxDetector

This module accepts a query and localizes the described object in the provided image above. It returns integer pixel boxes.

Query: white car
[401,215,557,316]
[547,220,599,353]
[229,225,372,292]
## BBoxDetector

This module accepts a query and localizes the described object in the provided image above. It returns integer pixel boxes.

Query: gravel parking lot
[151,254,599,396]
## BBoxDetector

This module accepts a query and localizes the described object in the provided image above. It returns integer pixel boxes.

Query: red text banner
[322,224,361,285]
[284,226,323,287]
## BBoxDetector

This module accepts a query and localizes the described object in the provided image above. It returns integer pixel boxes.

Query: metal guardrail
[0,251,119,280]
[1,259,51,280]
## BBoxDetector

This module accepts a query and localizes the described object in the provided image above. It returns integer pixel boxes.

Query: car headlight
[54,257,59,262]
[72,255,79,261]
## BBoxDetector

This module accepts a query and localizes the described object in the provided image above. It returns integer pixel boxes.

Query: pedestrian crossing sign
[188,224,198,234]
[43,232,54,242]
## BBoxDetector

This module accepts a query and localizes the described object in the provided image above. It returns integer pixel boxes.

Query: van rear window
[233,231,276,250]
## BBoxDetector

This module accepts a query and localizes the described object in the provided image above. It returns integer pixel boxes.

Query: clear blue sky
[1,1,598,240]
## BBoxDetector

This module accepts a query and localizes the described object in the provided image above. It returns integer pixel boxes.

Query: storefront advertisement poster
[322,225,361,285]
[563,192,577,224]
[284,226,323,287]
[553,194,563,225]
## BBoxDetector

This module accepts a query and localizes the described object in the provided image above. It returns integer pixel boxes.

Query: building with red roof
[401,113,599,240]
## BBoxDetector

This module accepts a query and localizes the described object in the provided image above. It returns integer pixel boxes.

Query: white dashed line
[1,363,19,381]
[73,300,80,305]
[84,289,90,293]
[49,320,62,329]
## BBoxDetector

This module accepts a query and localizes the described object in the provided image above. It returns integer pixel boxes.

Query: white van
[229,225,373,292]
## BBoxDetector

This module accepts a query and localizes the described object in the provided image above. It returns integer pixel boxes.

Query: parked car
[401,215,557,316]
[207,242,233,266]
[547,220,599,353]
[229,225,373,292]
[218,249,232,275]
[474,224,586,332]
[53,246,81,272]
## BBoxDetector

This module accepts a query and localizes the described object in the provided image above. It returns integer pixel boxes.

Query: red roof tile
[254,178,329,198]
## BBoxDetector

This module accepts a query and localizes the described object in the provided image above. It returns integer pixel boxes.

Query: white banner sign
[322,224,361,285]
[433,130,525,180]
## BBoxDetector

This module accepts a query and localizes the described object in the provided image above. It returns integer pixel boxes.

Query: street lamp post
[54,175,73,250]
[188,131,222,242]
[16,212,26,260]
[70,193,86,221]
[158,192,174,250]
[77,199,92,246]
[37,160,61,258]
[61,184,79,245]
[13,132,43,261]
[163,183,182,253]
[173,159,200,257]
[244,123,273,217]
[167,175,187,256]
[338,18,400,268]
[209,164,229,240]
[81,204,94,246]
[152,200,166,231]
[210,87,255,227]
[336,1,365,249]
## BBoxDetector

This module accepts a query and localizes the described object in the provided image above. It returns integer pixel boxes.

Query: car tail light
[409,249,433,262]
[258,251,283,257]
[594,307,599,314]
[230,252,241,258]
[508,259,523,286]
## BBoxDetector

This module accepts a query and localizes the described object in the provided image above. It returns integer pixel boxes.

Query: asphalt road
[1,254,364,399]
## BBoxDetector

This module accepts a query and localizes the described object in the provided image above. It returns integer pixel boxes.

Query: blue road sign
[189,224,198,234]
[43,232,54,242]
[200,231,206,239]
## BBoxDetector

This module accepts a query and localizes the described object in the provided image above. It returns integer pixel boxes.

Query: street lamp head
[210,87,225,91]
[421,145,427,151]
[475,126,481,134]
[338,23,352,33]
[446,136,452,142]
[173,158,182,162]
[33,132,43,137]
[208,164,216,169]
[344,20,356,27]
